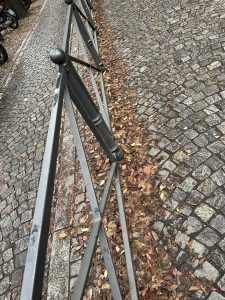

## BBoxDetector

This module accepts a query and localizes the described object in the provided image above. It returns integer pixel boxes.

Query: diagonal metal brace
[69,54,101,72]
[50,48,123,162]
[80,0,96,31]
[85,0,93,9]
[72,163,117,299]
[64,88,122,300]
[71,2,105,71]
[67,0,96,32]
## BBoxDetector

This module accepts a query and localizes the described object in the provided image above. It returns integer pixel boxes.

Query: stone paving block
[186,190,204,206]
[0,277,10,295]
[21,210,32,224]
[180,177,197,192]
[204,104,220,115]
[175,231,190,249]
[183,142,198,154]
[183,216,202,234]
[3,260,14,275]
[196,228,219,247]
[171,188,187,202]
[173,150,189,163]
[148,147,160,157]
[211,248,225,271]
[180,205,192,216]
[194,134,208,147]
[218,275,225,292]
[190,240,207,258]
[197,178,217,196]
[11,269,23,288]
[206,189,225,210]
[176,250,189,263]
[194,204,215,222]
[207,141,225,154]
[211,170,225,186]
[192,165,211,181]
[163,160,176,171]
[14,235,29,255]
[174,165,191,177]
[217,122,225,134]
[2,248,13,263]
[205,114,221,126]
[166,142,181,153]
[194,261,219,282]
[164,199,179,212]
[153,221,164,233]
[14,251,27,269]
[210,215,225,234]
[184,128,199,139]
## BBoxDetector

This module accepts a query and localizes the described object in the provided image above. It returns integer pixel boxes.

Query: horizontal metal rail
[21,0,139,299]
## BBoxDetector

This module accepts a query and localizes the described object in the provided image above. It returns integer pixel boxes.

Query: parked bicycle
[0,1,18,30]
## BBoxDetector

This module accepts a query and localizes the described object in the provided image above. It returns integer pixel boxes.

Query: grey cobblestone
[196,228,219,247]
[0,277,9,294]
[194,261,219,282]
[183,216,202,234]
[211,170,225,186]
[197,178,217,196]
[190,240,207,258]
[194,204,215,222]
[180,177,197,192]
[208,292,225,300]
[192,165,211,181]
[218,275,225,292]
[175,231,190,249]
[211,215,225,234]
[211,249,225,271]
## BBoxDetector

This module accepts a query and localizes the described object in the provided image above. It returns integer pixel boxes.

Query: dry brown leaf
[143,165,153,175]
[101,283,110,289]
[59,231,68,238]
[189,286,200,291]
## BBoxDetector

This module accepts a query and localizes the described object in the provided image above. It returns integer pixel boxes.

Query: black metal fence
[20,0,139,299]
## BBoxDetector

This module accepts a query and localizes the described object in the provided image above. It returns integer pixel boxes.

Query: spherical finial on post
[65,0,73,5]
[50,48,66,65]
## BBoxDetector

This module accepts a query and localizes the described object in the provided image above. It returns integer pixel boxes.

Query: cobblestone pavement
[0,0,67,297]
[102,0,225,298]
[0,0,45,88]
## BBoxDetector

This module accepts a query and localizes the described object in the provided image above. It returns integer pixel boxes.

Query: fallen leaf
[143,165,152,175]
[59,231,68,238]
[101,283,110,289]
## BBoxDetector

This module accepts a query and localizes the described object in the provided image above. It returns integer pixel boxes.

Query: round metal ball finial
[50,48,66,65]
[65,0,73,5]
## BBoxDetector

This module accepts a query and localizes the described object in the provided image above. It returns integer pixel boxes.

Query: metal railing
[20,0,139,299]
